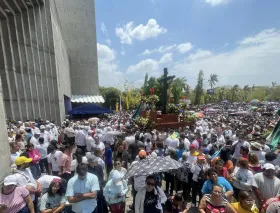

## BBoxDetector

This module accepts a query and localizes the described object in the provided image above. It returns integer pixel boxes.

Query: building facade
[0,0,99,123]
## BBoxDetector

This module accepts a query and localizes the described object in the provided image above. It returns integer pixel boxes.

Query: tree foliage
[194,70,204,105]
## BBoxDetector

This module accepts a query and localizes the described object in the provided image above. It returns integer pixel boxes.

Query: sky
[95,0,280,90]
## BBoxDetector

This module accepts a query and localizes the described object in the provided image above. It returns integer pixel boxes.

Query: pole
[163,68,168,114]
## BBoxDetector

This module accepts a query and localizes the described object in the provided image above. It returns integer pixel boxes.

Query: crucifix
[159,68,175,114]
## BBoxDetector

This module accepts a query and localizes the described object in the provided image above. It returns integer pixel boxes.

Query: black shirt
[88,164,104,184]
[144,190,161,213]
[128,140,144,162]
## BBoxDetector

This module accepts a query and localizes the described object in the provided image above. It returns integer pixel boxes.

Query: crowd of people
[2,103,280,213]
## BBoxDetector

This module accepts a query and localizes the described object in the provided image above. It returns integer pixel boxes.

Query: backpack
[197,165,207,186]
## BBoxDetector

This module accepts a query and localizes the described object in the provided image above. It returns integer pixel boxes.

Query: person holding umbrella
[135,175,167,213]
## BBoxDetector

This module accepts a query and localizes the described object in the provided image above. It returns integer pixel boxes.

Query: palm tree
[243,85,250,101]
[231,84,240,102]
[171,77,187,103]
[208,74,219,89]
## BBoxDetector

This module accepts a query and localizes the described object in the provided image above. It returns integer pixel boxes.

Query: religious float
[133,68,196,130]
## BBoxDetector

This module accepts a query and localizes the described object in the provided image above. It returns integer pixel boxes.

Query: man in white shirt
[47,145,63,176]
[232,133,250,165]
[30,129,40,147]
[85,130,95,152]
[10,142,21,165]
[75,128,87,154]
[180,134,190,151]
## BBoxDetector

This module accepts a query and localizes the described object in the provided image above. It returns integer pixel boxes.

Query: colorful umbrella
[250,99,260,105]
[191,112,205,118]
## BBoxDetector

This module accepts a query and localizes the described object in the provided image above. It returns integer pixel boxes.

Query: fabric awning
[68,103,113,115]
[71,95,105,103]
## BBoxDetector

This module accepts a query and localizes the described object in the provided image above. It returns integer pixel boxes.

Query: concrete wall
[0,0,72,123]
[50,0,72,122]
[54,0,99,96]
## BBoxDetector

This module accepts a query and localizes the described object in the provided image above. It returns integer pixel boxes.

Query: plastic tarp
[68,103,113,115]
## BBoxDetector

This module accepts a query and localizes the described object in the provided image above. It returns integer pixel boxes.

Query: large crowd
[2,103,280,213]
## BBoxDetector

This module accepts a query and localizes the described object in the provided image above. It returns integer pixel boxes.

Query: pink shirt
[0,186,29,213]
[28,149,41,164]
[60,153,72,174]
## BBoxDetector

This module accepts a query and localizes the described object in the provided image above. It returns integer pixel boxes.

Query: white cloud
[159,53,173,64]
[101,22,108,37]
[127,53,172,74]
[205,0,230,6]
[115,19,167,44]
[105,39,111,46]
[187,49,212,61]
[171,28,280,87]
[141,44,177,55]
[240,28,277,45]
[177,42,193,54]
[97,43,125,86]
[127,59,159,74]
[121,47,126,56]
[141,43,192,55]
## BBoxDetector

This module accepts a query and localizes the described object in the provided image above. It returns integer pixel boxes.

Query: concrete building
[0,0,101,123]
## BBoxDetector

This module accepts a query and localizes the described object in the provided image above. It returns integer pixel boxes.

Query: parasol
[191,112,205,118]
[88,117,100,124]
[124,156,182,178]
[250,99,260,105]
[229,111,252,117]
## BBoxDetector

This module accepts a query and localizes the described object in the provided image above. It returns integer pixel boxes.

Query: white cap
[40,125,45,130]
[4,175,17,186]
[263,163,275,170]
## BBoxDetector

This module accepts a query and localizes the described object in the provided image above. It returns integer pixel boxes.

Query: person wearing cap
[252,163,280,207]
[87,155,104,184]
[191,154,210,207]
[30,129,41,147]
[13,156,43,208]
[40,125,51,146]
[66,163,100,213]
[0,175,35,213]
[250,142,266,163]
[103,170,128,213]
[24,127,33,143]
[130,150,147,211]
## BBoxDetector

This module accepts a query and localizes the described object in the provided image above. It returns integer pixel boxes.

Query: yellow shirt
[231,202,259,213]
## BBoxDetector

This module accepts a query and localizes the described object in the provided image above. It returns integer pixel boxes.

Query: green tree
[194,70,204,105]
[143,73,149,95]
[231,84,240,102]
[243,85,250,101]
[208,74,219,89]
[170,77,187,104]
[99,86,121,109]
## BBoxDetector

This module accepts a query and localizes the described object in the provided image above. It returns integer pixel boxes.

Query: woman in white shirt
[230,157,254,199]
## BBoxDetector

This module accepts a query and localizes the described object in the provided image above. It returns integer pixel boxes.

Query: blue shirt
[104,147,113,165]
[66,173,100,213]
[201,177,233,195]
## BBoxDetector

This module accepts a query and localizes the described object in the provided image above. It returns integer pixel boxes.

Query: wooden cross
[159,68,175,114]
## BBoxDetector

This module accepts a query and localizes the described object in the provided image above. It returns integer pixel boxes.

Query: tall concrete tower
[53,0,99,95]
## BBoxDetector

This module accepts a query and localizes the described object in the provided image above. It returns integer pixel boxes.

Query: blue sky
[95,0,280,89]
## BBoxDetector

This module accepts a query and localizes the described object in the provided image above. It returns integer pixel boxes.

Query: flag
[132,102,143,119]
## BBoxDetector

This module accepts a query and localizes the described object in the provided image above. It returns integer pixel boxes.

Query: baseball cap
[40,125,45,130]
[87,155,98,163]
[138,150,147,158]
[197,155,206,160]
[251,142,262,150]
[14,156,32,166]
[190,144,197,149]
[4,175,17,186]
[263,163,275,170]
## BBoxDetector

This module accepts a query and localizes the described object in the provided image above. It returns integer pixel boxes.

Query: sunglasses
[147,182,155,186]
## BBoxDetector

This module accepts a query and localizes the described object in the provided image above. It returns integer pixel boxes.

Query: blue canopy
[68,103,113,115]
